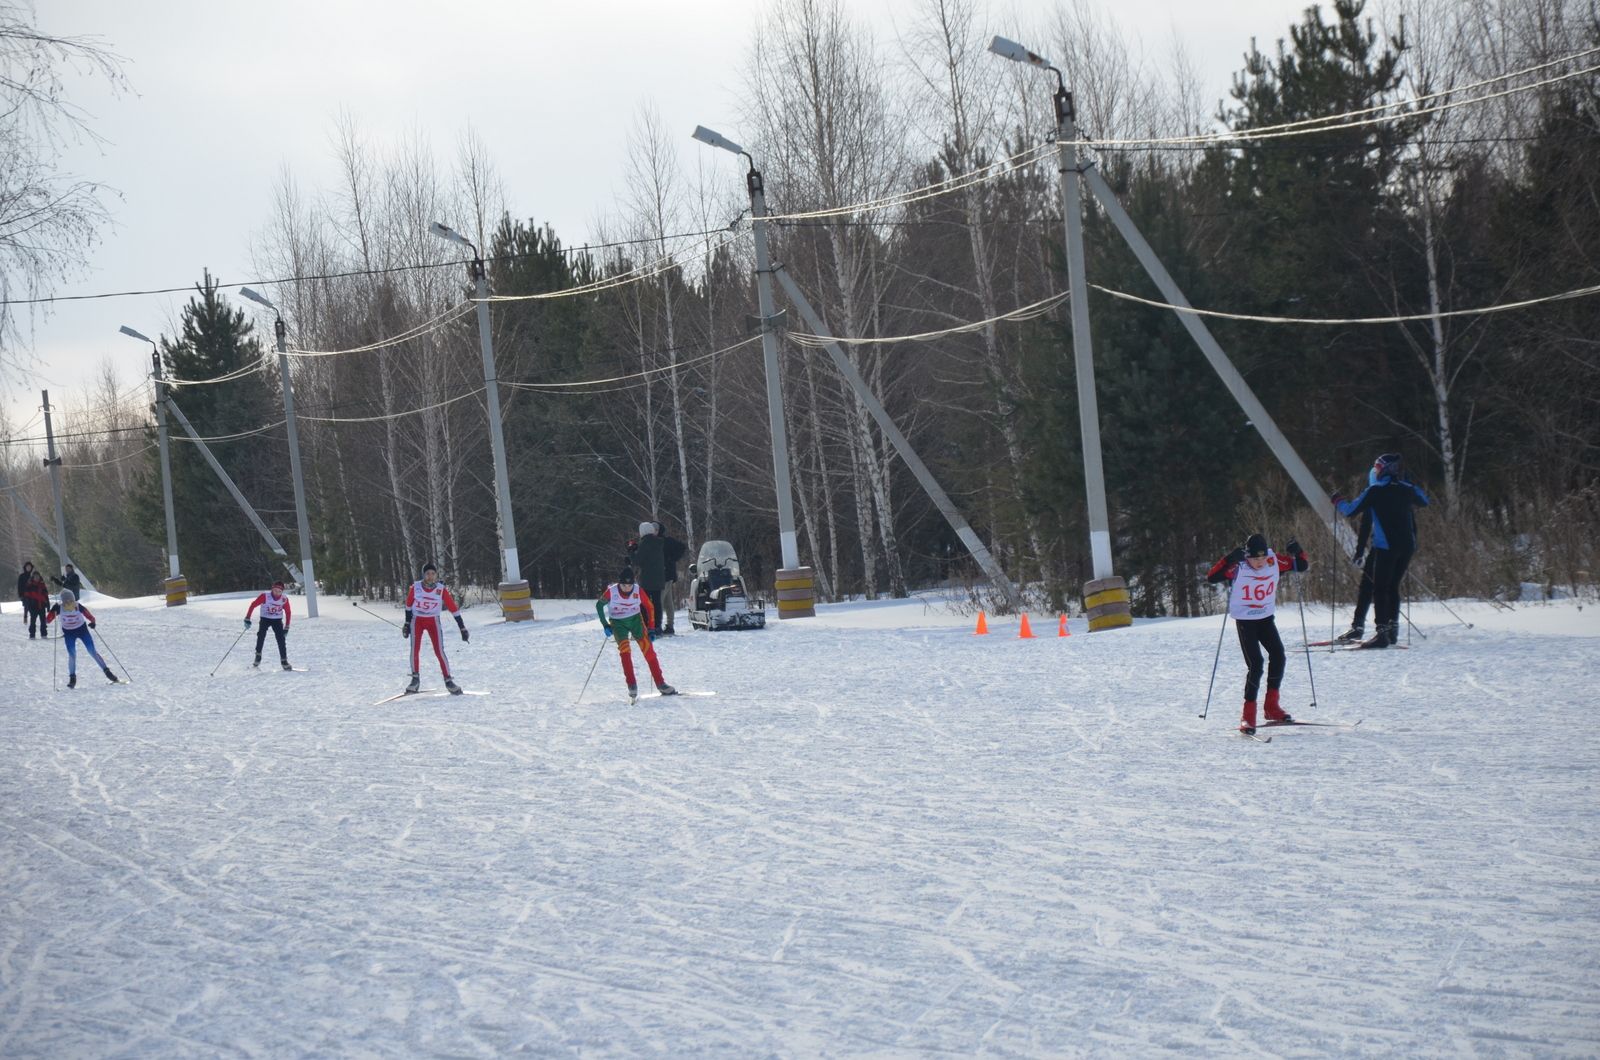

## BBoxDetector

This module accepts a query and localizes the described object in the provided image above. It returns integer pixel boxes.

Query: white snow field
[2,589,1598,1057]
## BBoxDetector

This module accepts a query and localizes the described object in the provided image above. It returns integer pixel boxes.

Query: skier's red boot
[1263,688,1293,724]
[1239,699,1258,735]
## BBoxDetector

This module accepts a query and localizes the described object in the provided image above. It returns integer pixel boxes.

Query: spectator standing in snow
[1333,453,1429,649]
[15,560,34,602]
[46,589,117,688]
[244,580,294,670]
[50,564,83,595]
[631,521,686,636]
[1207,534,1309,735]
[22,570,49,639]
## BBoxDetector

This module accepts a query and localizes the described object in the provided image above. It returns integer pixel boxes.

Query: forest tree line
[3,0,1596,615]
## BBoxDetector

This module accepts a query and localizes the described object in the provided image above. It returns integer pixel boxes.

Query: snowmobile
[687,540,766,631]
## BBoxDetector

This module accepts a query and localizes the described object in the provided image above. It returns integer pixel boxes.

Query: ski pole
[1405,570,1474,629]
[94,627,131,683]
[1200,607,1230,719]
[1294,569,1318,709]
[53,622,59,692]
[210,625,251,677]
[575,634,609,705]
[352,599,402,628]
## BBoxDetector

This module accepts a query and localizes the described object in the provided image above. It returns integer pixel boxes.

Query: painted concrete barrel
[498,580,535,622]
[775,566,816,620]
[164,575,189,607]
[1083,575,1132,631]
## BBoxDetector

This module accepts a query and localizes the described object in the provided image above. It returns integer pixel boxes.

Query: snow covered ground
[2,588,1597,1056]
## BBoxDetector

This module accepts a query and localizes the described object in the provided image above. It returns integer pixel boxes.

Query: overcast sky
[4,0,1305,435]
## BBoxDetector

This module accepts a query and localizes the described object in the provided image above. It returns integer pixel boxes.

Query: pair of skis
[1303,639,1410,651]
[628,689,715,705]
[1239,718,1363,742]
[373,686,484,705]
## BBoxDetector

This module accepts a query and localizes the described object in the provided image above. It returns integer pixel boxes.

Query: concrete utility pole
[39,390,69,579]
[429,222,533,622]
[242,288,318,617]
[121,325,186,605]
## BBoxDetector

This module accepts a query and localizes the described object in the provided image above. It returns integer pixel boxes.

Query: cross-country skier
[244,580,294,670]
[1207,534,1309,735]
[596,565,676,701]
[1335,503,1378,644]
[1333,453,1429,649]
[22,570,50,639]
[402,563,468,694]
[45,589,117,688]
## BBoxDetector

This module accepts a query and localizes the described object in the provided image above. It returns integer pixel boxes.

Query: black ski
[1261,718,1363,729]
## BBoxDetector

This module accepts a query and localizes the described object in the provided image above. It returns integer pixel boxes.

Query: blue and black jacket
[1335,475,1429,552]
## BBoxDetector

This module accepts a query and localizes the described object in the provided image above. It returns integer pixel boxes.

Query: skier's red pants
[616,632,664,688]
[410,615,452,678]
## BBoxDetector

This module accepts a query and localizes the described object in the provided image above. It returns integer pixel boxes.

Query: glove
[401,623,411,639]
[602,623,614,638]
[283,627,290,637]
[459,627,469,643]
[1225,547,1247,566]
[1352,550,1366,567]
[1285,538,1304,557]
[244,618,252,628]
[1331,491,1345,505]
[89,620,96,629]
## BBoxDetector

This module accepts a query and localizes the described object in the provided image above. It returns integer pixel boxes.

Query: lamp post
[121,325,186,606]
[990,35,1130,631]
[240,287,318,618]
[429,222,533,621]
[690,125,801,574]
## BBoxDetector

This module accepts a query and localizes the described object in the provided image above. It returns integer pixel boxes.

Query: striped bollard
[163,575,189,607]
[775,566,816,620]
[499,580,535,622]
[1083,575,1132,632]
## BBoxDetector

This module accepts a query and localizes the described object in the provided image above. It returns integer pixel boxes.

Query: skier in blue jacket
[1333,453,1429,649]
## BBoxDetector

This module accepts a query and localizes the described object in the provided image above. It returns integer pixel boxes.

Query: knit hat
[1245,533,1270,558]
[639,521,655,538]
[59,588,76,604]
[619,566,636,583]
[271,580,285,590]
[422,562,437,575]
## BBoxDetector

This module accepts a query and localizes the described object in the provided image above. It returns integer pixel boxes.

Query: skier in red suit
[402,563,468,694]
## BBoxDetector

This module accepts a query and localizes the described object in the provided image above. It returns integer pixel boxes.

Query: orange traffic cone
[1019,613,1035,639]
[974,611,989,635]
[1058,614,1071,637]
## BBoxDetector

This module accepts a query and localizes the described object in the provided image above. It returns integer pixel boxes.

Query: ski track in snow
[1,593,1598,1056]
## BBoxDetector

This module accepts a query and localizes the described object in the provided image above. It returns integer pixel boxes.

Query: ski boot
[444,678,462,696]
[406,673,420,694]
[1334,625,1364,644]
[253,651,262,668]
[103,666,118,683]
[281,659,293,671]
[68,673,77,689]
[1358,623,1395,650]
[627,683,639,703]
[1239,698,1257,736]
[1386,622,1400,646]
[656,683,678,696]
[28,631,35,640]
[1262,688,1292,725]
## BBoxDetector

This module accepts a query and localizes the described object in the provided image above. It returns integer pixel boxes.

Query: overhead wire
[285,301,476,356]
[502,335,762,391]
[1091,279,1600,325]
[788,292,1070,347]
[297,388,485,424]
[1078,51,1600,149]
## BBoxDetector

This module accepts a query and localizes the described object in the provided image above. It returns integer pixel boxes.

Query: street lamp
[239,286,318,618]
[121,324,185,606]
[989,34,1115,584]
[429,220,532,621]
[690,124,801,574]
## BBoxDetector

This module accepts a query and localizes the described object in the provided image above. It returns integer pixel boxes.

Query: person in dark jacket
[630,521,687,635]
[15,560,34,602]
[1336,507,1377,644]
[50,564,83,595]
[1334,452,1429,649]
[22,570,50,639]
